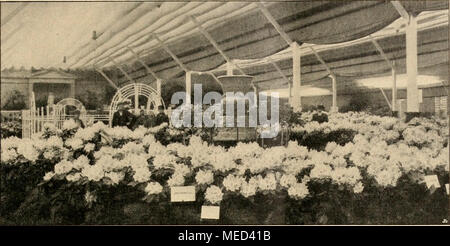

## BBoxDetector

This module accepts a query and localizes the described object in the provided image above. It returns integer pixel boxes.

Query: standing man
[155,105,169,126]
[132,109,155,129]
[112,101,135,128]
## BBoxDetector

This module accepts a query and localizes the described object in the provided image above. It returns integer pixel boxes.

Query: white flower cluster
[145,182,163,195]
[62,119,79,131]
[1,137,40,164]
[204,185,223,204]
[287,182,309,199]
[195,170,214,185]
[222,175,245,192]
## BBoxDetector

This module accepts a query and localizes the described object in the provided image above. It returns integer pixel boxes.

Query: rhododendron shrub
[0,113,448,224]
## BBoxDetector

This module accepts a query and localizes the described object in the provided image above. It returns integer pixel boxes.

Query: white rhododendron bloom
[16,140,39,162]
[132,167,151,183]
[288,182,309,199]
[104,171,125,185]
[204,185,223,204]
[240,181,257,198]
[257,173,277,191]
[121,142,145,154]
[130,154,149,168]
[280,174,298,188]
[43,149,57,160]
[145,182,163,195]
[72,155,89,170]
[96,155,118,172]
[65,137,84,150]
[353,182,364,193]
[43,171,55,181]
[1,136,20,150]
[325,142,338,153]
[1,148,18,164]
[195,170,214,185]
[54,160,74,175]
[152,154,176,170]
[142,134,156,146]
[45,136,64,148]
[66,172,82,182]
[330,167,361,187]
[81,164,104,182]
[222,175,245,192]
[94,146,117,159]
[167,172,185,187]
[74,127,97,142]
[309,164,333,180]
[173,164,191,177]
[130,127,148,140]
[84,143,95,153]
[63,119,79,131]
[148,142,168,157]
[367,159,402,187]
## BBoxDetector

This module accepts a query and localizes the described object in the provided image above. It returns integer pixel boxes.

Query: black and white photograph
[0,0,449,232]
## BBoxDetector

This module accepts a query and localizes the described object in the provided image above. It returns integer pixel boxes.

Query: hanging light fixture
[216,75,254,94]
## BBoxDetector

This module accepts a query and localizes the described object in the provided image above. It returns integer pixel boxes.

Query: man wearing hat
[155,105,169,126]
[112,101,135,128]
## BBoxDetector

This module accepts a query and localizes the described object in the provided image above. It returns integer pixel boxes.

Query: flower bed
[1,113,448,224]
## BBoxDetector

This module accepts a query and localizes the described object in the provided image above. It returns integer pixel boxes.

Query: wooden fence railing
[21,106,109,138]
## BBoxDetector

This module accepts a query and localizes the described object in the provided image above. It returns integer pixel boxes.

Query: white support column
[226,62,234,76]
[288,82,292,106]
[405,14,419,113]
[392,62,397,112]
[291,42,301,112]
[185,71,192,105]
[134,85,139,113]
[70,81,76,99]
[156,78,162,98]
[28,82,34,108]
[329,74,338,112]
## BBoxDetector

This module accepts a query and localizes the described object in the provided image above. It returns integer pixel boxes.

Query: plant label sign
[201,206,220,220]
[446,184,449,195]
[171,186,196,202]
[424,175,440,189]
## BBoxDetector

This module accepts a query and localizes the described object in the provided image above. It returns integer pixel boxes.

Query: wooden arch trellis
[55,98,87,115]
[108,83,165,126]
[22,95,89,138]
[54,98,87,128]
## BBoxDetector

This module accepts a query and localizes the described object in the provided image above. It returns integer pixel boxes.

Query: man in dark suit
[112,102,135,128]
[132,109,156,130]
[155,105,169,126]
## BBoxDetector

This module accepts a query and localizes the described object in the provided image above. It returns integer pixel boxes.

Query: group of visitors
[68,101,169,130]
[111,101,169,129]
